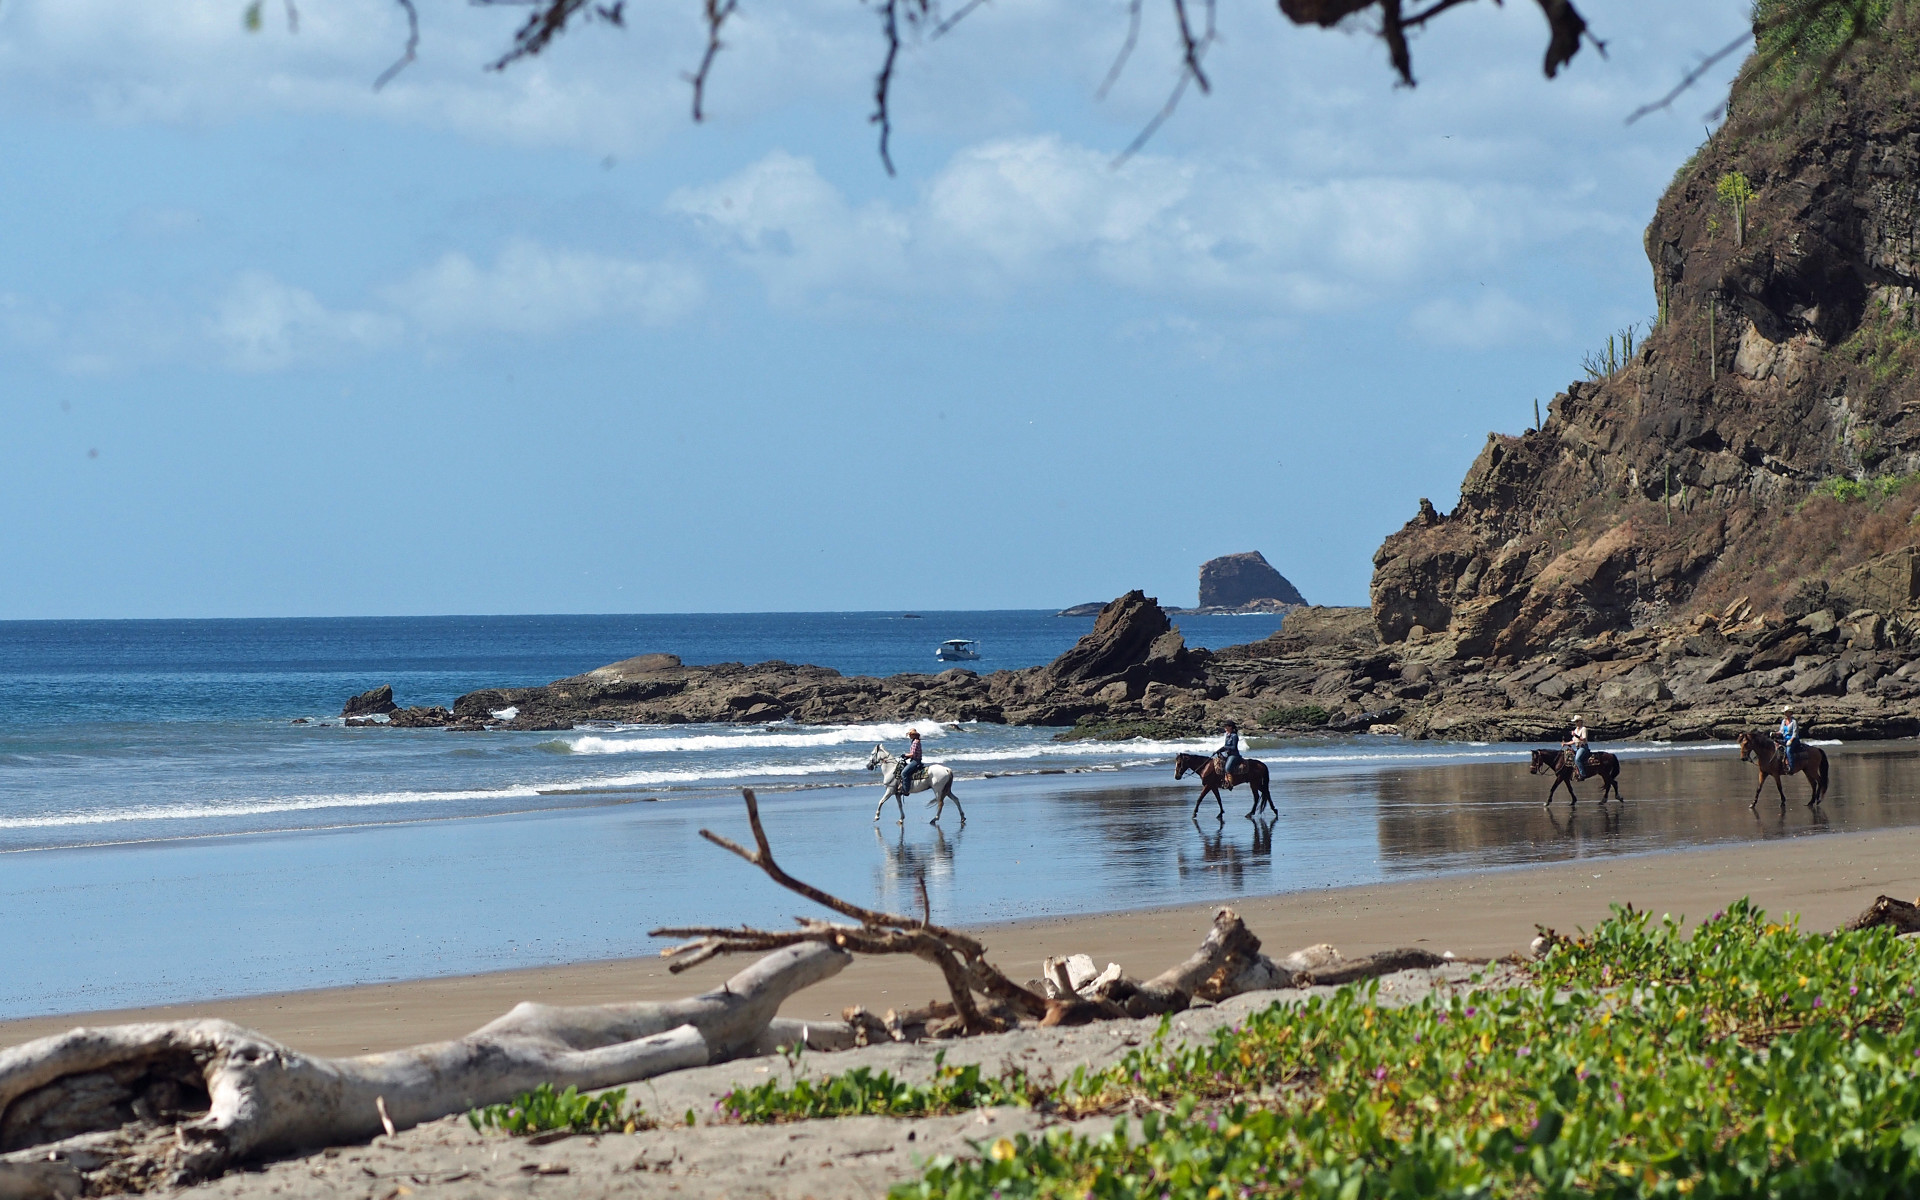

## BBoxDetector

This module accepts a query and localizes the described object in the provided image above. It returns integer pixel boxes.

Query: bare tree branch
[663,790,1047,1030]
[1625,29,1754,124]
[1096,0,1145,101]
[931,0,990,40]
[688,0,739,121]
[372,0,419,90]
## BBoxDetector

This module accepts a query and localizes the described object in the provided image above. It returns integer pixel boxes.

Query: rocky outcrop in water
[341,685,397,718]
[1198,552,1306,610]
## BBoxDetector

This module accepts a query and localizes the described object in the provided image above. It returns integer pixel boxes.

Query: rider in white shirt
[1564,716,1591,780]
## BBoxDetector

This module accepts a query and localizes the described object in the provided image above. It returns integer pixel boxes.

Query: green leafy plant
[467,1083,643,1136]
[721,1050,1044,1123]
[879,901,1920,1200]
[1257,703,1329,728]
[1809,471,1918,505]
[1716,170,1757,246]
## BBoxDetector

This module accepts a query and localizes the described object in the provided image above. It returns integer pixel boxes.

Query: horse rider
[1564,715,1591,780]
[1215,720,1244,786]
[1777,706,1799,772]
[897,728,924,796]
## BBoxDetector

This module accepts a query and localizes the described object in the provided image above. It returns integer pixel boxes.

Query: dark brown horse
[1528,747,1622,806]
[1737,731,1829,808]
[1174,752,1275,819]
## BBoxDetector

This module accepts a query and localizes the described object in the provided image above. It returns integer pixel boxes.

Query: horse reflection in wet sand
[1174,752,1275,819]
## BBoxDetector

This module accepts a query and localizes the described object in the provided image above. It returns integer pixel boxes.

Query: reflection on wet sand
[1358,741,1916,874]
[850,741,1920,919]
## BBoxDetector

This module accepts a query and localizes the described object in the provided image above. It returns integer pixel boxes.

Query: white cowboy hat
[1782,706,1794,714]
[1573,714,1584,723]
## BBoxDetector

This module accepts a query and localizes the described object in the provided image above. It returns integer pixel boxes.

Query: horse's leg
[1804,764,1820,807]
[873,790,887,822]
[947,783,965,824]
[1774,770,1789,808]
[1752,771,1765,808]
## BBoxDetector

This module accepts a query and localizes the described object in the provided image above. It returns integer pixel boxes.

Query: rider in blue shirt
[1217,721,1243,782]
[1778,707,1798,772]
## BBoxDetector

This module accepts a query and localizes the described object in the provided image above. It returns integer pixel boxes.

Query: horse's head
[865,744,887,772]
[1528,749,1554,774]
[1737,732,1754,762]
[1174,754,1193,780]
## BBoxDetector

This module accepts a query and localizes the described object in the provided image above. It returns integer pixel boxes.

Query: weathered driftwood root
[0,942,850,1197]
[654,789,1051,1033]
[1293,947,1452,986]
[1044,908,1284,1025]
[1845,894,1920,935]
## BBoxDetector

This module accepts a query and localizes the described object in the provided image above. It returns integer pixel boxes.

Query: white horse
[865,744,965,824]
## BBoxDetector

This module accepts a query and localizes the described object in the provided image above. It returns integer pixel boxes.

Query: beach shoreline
[10,824,1918,1058]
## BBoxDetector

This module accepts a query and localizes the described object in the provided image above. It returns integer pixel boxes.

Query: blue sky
[0,0,1751,618]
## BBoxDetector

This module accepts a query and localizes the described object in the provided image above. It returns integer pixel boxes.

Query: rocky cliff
[1371,19,1920,662]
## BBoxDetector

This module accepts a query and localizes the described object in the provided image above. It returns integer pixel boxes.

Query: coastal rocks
[1196,551,1307,611]
[1043,591,1180,687]
[342,685,397,718]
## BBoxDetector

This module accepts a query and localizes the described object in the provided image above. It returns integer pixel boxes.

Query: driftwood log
[1845,894,1920,935]
[653,789,1053,1031]
[0,942,849,1198]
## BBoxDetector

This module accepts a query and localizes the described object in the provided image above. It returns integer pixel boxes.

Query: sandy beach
[9,823,1917,1057]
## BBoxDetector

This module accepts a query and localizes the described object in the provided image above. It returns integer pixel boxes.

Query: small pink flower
[1374,1067,1388,1081]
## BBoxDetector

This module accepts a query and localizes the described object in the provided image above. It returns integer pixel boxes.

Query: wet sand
[7,822,1917,1057]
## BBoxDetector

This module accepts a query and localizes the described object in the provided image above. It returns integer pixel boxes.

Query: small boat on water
[934,638,981,662]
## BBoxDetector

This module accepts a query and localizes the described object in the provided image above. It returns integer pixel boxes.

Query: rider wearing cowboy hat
[1216,720,1244,784]
[1778,706,1799,772]
[898,728,924,796]
[1564,715,1591,780]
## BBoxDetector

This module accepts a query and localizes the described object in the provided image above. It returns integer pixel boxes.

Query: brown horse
[1174,752,1275,819]
[1737,731,1829,808]
[1528,747,1622,806]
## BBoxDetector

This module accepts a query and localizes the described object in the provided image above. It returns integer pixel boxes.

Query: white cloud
[207,271,401,371]
[382,241,704,335]
[1407,288,1569,350]
[670,136,1607,316]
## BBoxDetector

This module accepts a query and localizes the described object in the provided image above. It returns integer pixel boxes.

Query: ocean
[0,610,1291,852]
[4,611,1916,1020]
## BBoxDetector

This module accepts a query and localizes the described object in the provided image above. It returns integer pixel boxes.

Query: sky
[0,0,1753,618]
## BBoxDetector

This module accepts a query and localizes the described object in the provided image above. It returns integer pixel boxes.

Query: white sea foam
[559,720,953,756]
[0,784,546,830]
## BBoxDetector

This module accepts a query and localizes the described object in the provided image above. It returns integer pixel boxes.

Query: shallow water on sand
[4,738,1915,1020]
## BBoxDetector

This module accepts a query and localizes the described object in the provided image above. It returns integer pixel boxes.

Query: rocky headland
[349,26,1920,746]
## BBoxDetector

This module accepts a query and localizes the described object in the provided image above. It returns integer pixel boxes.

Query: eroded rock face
[1369,38,1920,658]
[1198,552,1307,609]
[341,685,397,718]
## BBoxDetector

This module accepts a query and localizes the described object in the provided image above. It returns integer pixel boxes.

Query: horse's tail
[1819,750,1830,794]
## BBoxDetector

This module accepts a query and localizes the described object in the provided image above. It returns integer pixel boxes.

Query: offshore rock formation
[1197,552,1307,610]
[1372,29,1920,662]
